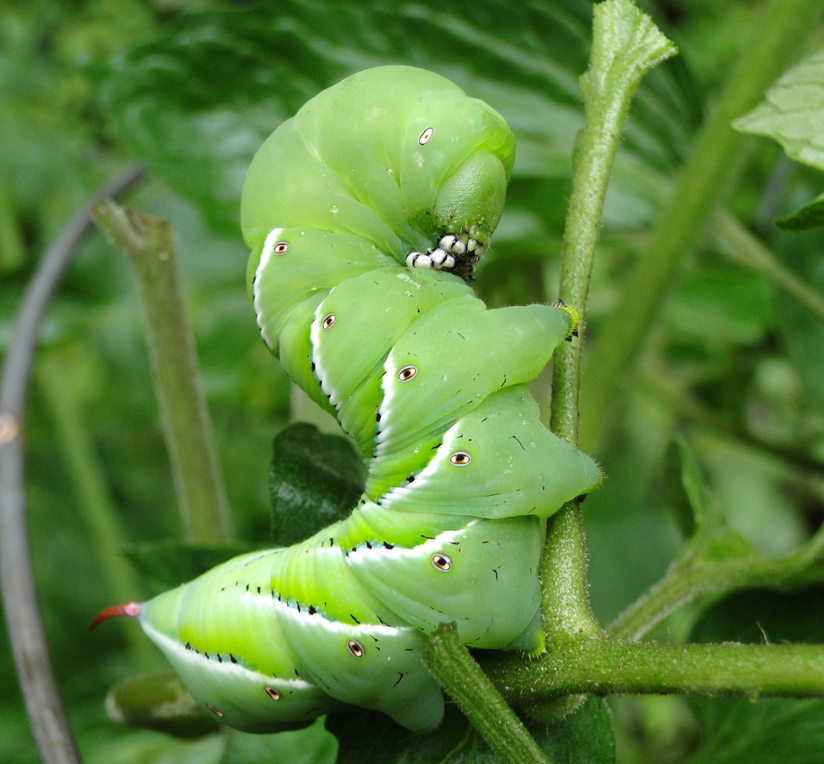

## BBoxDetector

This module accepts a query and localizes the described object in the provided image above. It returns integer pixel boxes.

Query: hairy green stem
[579,0,824,453]
[608,529,824,641]
[36,352,157,668]
[424,623,552,764]
[483,638,824,703]
[543,0,676,642]
[92,200,231,544]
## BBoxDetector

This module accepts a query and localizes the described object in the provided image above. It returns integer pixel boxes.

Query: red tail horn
[89,601,142,631]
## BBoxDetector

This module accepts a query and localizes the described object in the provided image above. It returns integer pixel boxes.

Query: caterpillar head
[240,66,515,284]
[400,84,515,281]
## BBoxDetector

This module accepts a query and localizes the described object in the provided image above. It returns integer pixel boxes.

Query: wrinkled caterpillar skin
[131,67,601,734]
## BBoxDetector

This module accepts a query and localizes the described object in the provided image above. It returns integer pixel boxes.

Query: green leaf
[222,718,338,764]
[776,191,824,230]
[99,0,695,237]
[123,540,253,590]
[686,587,824,764]
[691,586,824,646]
[734,47,824,172]
[328,697,614,764]
[536,696,616,764]
[269,423,364,546]
[667,267,773,346]
[662,438,709,537]
[106,671,219,739]
[84,731,225,764]
[686,698,824,764]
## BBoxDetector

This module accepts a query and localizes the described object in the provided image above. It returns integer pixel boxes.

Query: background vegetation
[2,0,824,762]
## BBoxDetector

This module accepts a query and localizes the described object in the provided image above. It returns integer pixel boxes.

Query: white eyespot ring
[347,639,364,658]
[431,554,452,572]
[322,313,336,329]
[419,127,434,145]
[274,241,289,255]
[264,686,281,701]
[449,451,471,467]
[397,365,417,382]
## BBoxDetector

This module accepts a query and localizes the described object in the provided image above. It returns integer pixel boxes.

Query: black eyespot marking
[432,554,452,572]
[450,451,471,466]
[322,313,336,329]
[347,639,364,658]
[398,365,417,382]
[419,127,434,145]
[265,686,282,701]
[274,241,289,255]
[207,704,223,717]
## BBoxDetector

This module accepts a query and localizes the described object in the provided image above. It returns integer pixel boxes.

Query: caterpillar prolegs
[94,66,601,733]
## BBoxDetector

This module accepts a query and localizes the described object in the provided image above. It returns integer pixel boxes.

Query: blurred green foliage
[2,0,824,762]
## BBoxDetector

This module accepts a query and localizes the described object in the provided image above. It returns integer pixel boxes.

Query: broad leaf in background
[685,587,824,764]
[735,47,824,230]
[99,0,696,243]
[105,671,219,740]
[269,423,364,546]
[328,697,615,764]
[222,718,338,764]
[661,437,711,538]
[775,193,824,231]
[123,540,253,591]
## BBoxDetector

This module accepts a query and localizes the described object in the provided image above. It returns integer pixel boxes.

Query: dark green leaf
[100,0,695,237]
[106,671,219,739]
[328,696,614,764]
[222,718,338,764]
[691,586,824,645]
[667,267,773,346]
[123,540,253,590]
[686,698,824,764]
[534,696,616,764]
[662,437,712,537]
[269,423,364,546]
[686,587,824,764]
[772,226,824,409]
[776,191,824,230]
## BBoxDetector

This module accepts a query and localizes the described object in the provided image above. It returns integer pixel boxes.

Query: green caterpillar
[93,66,601,734]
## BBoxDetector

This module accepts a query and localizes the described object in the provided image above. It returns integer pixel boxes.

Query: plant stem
[483,638,824,703]
[0,166,144,764]
[92,200,231,545]
[36,351,157,669]
[578,0,824,453]
[423,623,552,764]
[608,533,824,641]
[544,0,676,642]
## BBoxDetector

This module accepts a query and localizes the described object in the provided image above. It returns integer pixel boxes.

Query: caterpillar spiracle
[93,66,601,734]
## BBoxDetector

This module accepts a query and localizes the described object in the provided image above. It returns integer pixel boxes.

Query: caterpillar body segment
[99,66,600,733]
